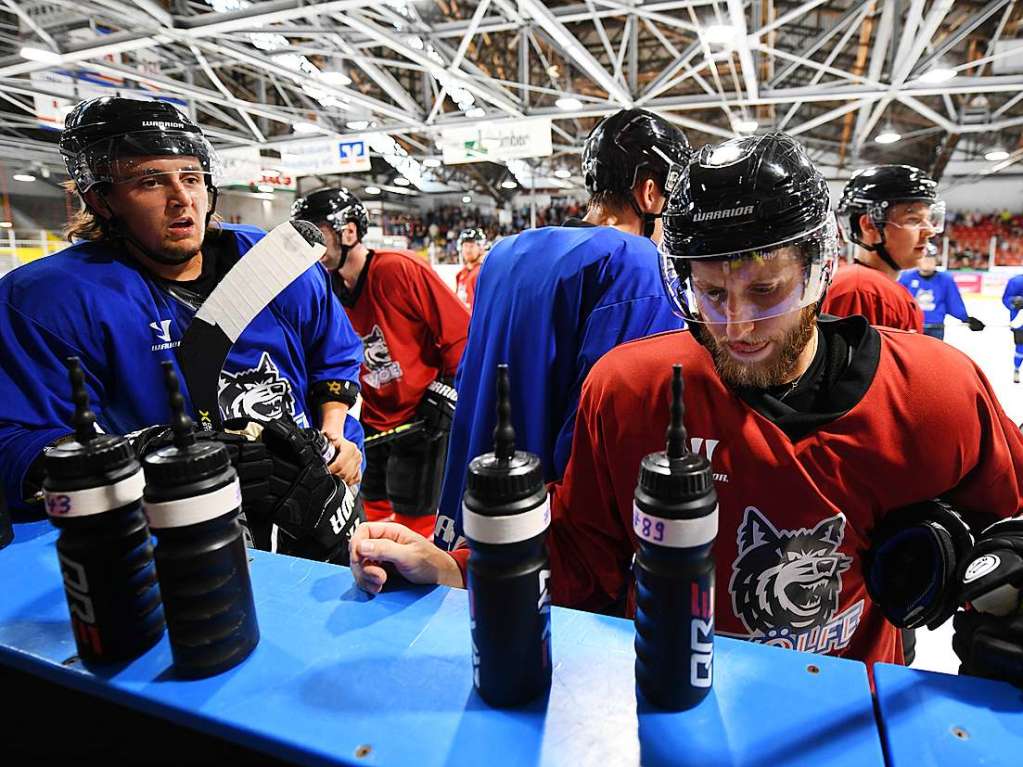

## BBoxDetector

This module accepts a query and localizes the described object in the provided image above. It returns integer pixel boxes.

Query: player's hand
[323,432,362,486]
[967,316,985,332]
[349,522,464,594]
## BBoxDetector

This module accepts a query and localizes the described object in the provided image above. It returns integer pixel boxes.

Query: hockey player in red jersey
[454,228,486,309]
[292,189,469,537]
[823,165,941,332]
[347,134,1023,685]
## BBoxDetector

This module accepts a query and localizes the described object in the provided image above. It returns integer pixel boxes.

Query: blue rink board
[0,526,884,767]
[874,663,1023,767]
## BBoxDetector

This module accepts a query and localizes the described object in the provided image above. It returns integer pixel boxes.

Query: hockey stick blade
[177,221,326,430]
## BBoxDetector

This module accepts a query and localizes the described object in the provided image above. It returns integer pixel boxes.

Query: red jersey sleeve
[404,261,469,377]
[546,363,640,612]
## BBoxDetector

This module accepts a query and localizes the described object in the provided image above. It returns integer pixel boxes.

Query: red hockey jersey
[542,326,1023,669]
[455,264,480,309]
[823,262,924,332]
[343,250,469,430]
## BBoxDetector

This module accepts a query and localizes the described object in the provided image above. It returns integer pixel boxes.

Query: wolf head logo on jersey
[219,352,297,422]
[360,324,403,388]
[730,507,853,636]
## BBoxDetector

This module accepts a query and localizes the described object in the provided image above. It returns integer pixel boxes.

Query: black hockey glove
[967,316,985,332]
[1012,296,1023,309]
[953,516,1023,687]
[864,499,974,630]
[416,378,457,438]
[132,419,361,564]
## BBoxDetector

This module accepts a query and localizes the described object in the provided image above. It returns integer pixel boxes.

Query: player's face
[461,240,483,266]
[104,155,210,263]
[883,202,941,269]
[692,255,818,388]
[318,221,358,270]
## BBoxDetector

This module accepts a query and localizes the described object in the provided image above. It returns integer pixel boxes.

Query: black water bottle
[42,357,164,663]
[142,363,259,678]
[634,364,718,710]
[463,364,552,707]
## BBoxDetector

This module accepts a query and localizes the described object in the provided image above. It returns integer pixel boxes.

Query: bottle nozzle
[66,356,98,445]
[162,362,196,449]
[493,364,516,463]
[665,364,688,460]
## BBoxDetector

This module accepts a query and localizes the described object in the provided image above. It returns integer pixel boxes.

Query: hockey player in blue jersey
[0,97,364,563]
[1005,273,1023,383]
[434,108,690,551]
[899,246,985,340]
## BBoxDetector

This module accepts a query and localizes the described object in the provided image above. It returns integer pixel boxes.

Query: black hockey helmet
[60,96,222,193]
[660,132,838,325]
[837,165,944,270]
[457,227,487,248]
[291,188,370,240]
[582,108,690,198]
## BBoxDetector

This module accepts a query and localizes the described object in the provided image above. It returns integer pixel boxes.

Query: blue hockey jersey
[1004,274,1023,321]
[898,269,968,326]
[0,223,364,511]
[434,222,684,550]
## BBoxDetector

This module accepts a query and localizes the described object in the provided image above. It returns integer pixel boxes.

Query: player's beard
[705,305,818,389]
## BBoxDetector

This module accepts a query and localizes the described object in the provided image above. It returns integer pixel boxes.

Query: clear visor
[109,161,211,191]
[871,199,945,235]
[660,216,839,324]
[69,130,224,191]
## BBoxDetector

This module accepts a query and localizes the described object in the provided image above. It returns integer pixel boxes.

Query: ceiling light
[466,108,486,118]
[364,186,381,195]
[256,184,275,193]
[422,158,442,168]
[554,168,572,179]
[346,120,370,130]
[919,66,956,85]
[462,195,472,203]
[293,121,320,135]
[985,149,1010,162]
[13,173,36,182]
[501,180,517,189]
[874,129,901,145]
[0,222,11,228]
[556,97,583,111]
[318,70,352,86]
[702,24,739,45]
[19,46,62,65]
[393,177,411,186]
[734,119,759,133]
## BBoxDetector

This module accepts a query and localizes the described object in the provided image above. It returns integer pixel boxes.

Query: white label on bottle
[462,497,550,545]
[632,502,718,548]
[143,479,241,529]
[44,470,145,518]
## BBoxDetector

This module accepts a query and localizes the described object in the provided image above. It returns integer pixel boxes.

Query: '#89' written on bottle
[43,357,165,664]
[633,364,718,711]
[463,364,552,708]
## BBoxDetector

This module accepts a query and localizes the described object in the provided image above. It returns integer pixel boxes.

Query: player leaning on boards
[434,109,688,553]
[349,133,1023,686]
[0,97,365,563]
[291,188,469,539]
[823,165,939,333]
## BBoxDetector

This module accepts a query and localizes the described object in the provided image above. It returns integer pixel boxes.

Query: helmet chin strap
[850,216,901,272]
[628,193,659,239]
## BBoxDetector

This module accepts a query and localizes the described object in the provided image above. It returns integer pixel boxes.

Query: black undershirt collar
[333,249,374,307]
[732,315,881,441]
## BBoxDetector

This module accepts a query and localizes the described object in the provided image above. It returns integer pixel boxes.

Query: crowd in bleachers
[380,200,586,262]
[946,210,1023,269]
